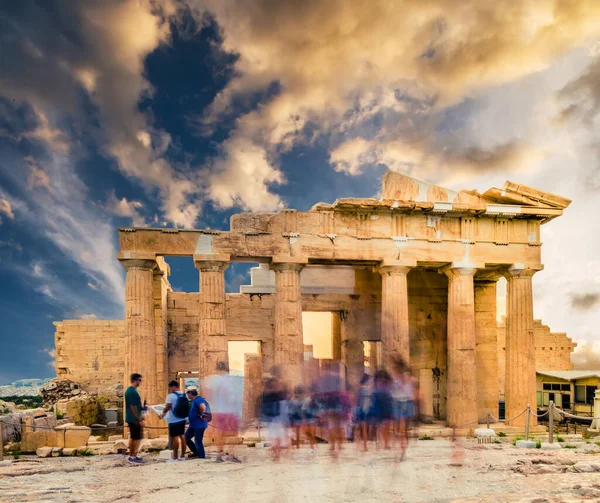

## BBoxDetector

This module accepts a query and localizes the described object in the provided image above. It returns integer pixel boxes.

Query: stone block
[515,440,536,449]
[56,424,91,448]
[31,408,48,419]
[21,430,58,453]
[541,442,562,450]
[62,448,77,456]
[112,440,128,453]
[52,447,63,457]
[108,435,123,441]
[36,447,53,458]
[149,438,168,450]
[159,449,173,460]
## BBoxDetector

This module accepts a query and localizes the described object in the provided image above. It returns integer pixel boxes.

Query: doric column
[195,255,229,381]
[271,257,307,385]
[120,256,158,404]
[474,278,499,420]
[378,260,414,369]
[443,264,478,428]
[504,265,541,426]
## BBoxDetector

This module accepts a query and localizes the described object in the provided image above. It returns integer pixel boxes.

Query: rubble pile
[40,379,90,406]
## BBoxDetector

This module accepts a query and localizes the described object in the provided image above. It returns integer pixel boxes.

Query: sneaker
[128,457,143,464]
[215,455,225,463]
[134,456,144,462]
[166,458,179,463]
[178,457,186,461]
[187,453,198,459]
[227,455,242,463]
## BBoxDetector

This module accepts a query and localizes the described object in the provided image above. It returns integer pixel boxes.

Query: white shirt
[164,392,186,423]
[203,373,239,415]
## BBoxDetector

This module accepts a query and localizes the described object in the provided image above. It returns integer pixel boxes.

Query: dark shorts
[128,422,143,440]
[168,421,186,437]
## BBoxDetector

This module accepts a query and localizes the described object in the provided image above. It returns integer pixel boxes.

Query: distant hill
[0,378,51,398]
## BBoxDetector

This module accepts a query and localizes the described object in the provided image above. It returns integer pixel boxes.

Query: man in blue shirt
[185,388,210,459]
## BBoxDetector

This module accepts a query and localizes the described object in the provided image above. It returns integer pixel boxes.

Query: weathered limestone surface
[195,259,229,379]
[379,262,412,367]
[242,354,262,425]
[475,280,499,418]
[444,265,478,427]
[54,320,125,391]
[272,261,305,384]
[504,267,538,427]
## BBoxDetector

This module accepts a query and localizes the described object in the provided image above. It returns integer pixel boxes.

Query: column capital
[118,255,157,272]
[503,263,543,279]
[194,254,230,272]
[377,259,416,277]
[440,261,484,278]
[270,256,308,273]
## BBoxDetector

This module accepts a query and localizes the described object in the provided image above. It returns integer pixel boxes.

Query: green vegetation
[419,435,434,440]
[55,411,64,420]
[534,438,542,449]
[493,439,502,444]
[512,435,524,446]
[77,448,95,456]
[595,441,600,448]
[563,445,577,449]
[498,432,506,437]
[556,435,564,442]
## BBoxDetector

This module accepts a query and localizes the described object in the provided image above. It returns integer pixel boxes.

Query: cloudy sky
[1,0,599,383]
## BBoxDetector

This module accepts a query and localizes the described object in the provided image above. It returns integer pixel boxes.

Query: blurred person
[289,385,306,449]
[261,368,289,461]
[125,373,144,464]
[160,380,189,462]
[369,369,393,449]
[185,388,211,459]
[316,362,345,458]
[391,358,417,461]
[354,374,372,452]
[203,361,242,463]
[302,383,321,452]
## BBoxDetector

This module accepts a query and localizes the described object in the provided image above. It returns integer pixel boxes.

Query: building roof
[537,370,600,381]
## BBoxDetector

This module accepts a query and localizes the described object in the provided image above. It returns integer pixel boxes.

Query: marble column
[120,257,158,405]
[378,261,413,369]
[474,278,499,420]
[195,256,229,381]
[504,265,540,427]
[443,264,478,428]
[271,259,306,385]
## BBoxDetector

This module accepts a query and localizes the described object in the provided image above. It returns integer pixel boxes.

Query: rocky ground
[1,437,600,503]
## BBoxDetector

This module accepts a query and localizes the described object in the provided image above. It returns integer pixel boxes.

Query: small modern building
[536,370,600,416]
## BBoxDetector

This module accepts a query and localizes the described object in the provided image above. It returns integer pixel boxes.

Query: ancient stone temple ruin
[54,171,572,428]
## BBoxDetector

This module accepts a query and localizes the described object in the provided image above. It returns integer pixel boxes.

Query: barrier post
[525,404,530,441]
[548,401,554,444]
[0,420,4,461]
[486,412,490,429]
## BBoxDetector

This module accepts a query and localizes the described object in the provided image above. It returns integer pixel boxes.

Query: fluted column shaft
[122,259,158,404]
[444,266,478,428]
[196,260,229,380]
[505,266,538,427]
[272,262,305,385]
[379,265,411,369]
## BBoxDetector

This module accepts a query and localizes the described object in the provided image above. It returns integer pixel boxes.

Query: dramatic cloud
[191,0,600,195]
[0,0,201,228]
[570,292,600,311]
[0,199,14,220]
[571,342,600,371]
[106,191,147,227]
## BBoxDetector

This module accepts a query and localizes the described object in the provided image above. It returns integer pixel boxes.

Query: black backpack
[173,392,190,419]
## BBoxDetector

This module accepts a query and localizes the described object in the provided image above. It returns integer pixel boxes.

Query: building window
[587,386,597,405]
[543,383,551,390]
[574,385,597,404]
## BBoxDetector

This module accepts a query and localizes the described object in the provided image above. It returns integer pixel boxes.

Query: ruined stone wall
[498,318,575,398]
[54,320,125,392]
[407,270,448,420]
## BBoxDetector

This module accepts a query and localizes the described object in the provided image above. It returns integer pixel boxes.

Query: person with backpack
[160,380,190,462]
[185,387,211,459]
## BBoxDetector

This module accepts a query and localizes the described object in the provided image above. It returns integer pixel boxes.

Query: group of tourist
[124,357,419,464]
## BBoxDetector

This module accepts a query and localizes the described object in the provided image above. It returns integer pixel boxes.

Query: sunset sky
[1,1,600,383]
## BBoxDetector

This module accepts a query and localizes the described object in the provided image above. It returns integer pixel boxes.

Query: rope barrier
[531,410,550,418]
[556,409,600,421]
